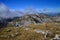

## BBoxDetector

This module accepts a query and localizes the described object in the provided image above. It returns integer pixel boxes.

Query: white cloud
[0,3,24,18]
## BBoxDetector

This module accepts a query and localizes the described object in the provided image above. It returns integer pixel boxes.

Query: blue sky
[0,0,60,12]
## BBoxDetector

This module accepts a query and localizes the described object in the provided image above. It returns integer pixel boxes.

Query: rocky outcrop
[8,13,52,27]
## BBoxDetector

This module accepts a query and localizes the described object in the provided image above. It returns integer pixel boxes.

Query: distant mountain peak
[23,7,38,14]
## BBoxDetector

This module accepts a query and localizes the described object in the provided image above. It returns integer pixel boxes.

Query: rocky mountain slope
[8,13,53,27]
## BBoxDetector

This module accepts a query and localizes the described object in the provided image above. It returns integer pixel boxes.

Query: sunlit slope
[0,23,60,40]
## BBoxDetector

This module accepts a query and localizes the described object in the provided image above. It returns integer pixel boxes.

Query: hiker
[45,22,48,28]
[44,22,48,39]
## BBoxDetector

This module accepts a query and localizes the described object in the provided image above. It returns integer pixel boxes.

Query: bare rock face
[50,15,60,23]
[8,13,52,27]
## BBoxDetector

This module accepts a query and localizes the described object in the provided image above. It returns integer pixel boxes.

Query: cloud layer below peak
[0,3,24,18]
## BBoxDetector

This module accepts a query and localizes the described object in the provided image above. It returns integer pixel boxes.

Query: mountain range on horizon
[0,3,60,18]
